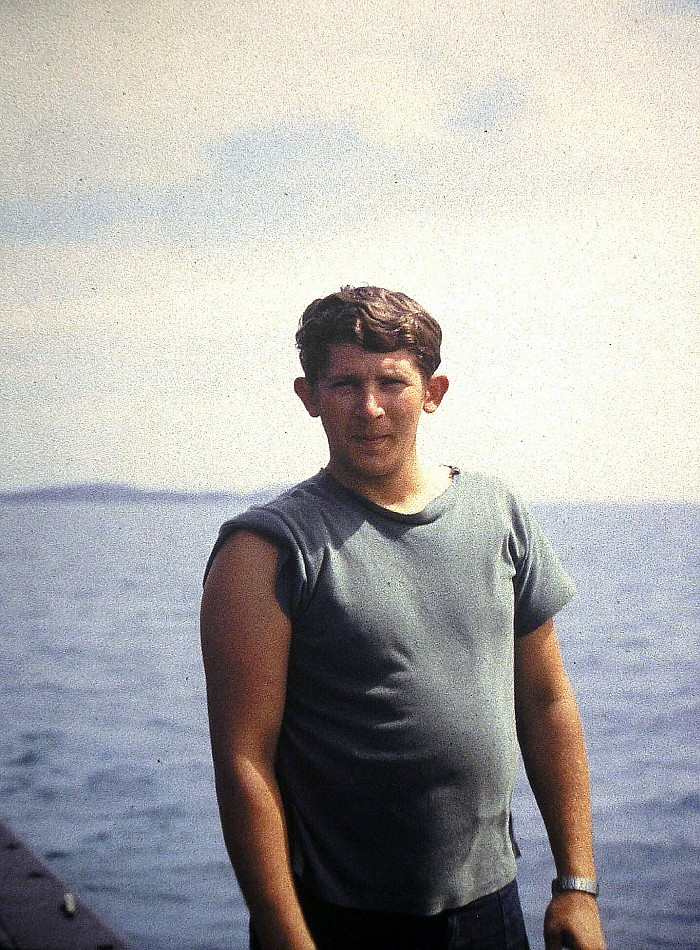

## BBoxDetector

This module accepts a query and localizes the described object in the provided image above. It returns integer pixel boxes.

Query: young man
[200,286,606,950]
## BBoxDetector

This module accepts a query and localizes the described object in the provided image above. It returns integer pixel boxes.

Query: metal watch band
[551,875,600,897]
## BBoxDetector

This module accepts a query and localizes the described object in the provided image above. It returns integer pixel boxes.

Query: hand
[543,891,606,950]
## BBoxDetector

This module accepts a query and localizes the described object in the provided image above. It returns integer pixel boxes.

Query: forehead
[321,344,422,379]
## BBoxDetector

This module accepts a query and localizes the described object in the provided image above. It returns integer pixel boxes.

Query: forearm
[514,622,605,949]
[517,683,596,878]
[215,756,316,950]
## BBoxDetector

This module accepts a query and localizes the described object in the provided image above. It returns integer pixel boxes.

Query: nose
[358,387,385,419]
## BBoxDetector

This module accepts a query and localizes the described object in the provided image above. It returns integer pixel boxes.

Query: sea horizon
[2,478,699,508]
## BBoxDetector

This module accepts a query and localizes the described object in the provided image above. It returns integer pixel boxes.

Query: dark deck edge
[0,819,140,950]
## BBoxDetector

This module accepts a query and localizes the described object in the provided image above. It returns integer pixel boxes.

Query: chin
[348,458,400,480]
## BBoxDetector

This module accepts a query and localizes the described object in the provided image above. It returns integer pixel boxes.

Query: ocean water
[1,496,698,950]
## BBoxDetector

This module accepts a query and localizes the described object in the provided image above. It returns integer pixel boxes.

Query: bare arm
[200,531,316,950]
[514,619,606,950]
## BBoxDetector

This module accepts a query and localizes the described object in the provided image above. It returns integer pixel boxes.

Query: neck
[325,460,452,514]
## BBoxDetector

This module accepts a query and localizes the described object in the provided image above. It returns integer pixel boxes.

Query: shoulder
[450,468,547,558]
[203,472,343,585]
[452,468,530,521]
[215,474,320,535]
[202,528,280,600]
[232,472,342,541]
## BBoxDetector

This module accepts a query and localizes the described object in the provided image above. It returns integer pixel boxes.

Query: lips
[350,433,392,453]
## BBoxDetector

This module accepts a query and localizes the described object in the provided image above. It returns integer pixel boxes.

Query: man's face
[295,343,445,487]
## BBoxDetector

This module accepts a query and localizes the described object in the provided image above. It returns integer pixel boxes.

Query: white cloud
[2,0,699,197]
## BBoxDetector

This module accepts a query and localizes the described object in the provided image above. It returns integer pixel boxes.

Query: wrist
[551,875,599,898]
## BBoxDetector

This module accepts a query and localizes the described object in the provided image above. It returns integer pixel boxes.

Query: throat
[326,462,454,514]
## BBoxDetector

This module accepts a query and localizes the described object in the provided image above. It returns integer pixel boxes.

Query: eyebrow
[322,372,362,384]
[323,370,409,384]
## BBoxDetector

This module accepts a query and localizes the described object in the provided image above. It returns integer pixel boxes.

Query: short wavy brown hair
[296,285,442,384]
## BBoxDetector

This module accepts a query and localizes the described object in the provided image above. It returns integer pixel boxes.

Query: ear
[294,377,321,418]
[423,374,449,414]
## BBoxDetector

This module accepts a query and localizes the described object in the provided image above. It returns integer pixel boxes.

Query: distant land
[0,481,287,505]
[1,482,697,508]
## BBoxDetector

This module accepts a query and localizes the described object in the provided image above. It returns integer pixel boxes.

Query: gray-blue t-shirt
[205,468,576,914]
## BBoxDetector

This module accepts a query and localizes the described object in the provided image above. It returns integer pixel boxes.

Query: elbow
[515,679,581,747]
[214,749,277,805]
[516,664,578,722]
[213,752,277,827]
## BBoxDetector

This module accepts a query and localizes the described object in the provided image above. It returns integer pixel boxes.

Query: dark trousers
[250,878,530,950]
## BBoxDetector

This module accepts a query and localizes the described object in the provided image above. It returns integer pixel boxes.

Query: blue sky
[1,0,699,499]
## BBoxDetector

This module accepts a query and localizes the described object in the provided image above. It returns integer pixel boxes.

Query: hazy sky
[2,0,698,500]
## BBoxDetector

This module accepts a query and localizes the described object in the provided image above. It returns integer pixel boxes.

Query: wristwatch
[551,876,600,897]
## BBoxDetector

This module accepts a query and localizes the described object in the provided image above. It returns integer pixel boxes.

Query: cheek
[319,403,348,432]
[395,394,426,417]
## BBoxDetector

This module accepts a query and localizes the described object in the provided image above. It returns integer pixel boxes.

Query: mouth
[352,433,391,449]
